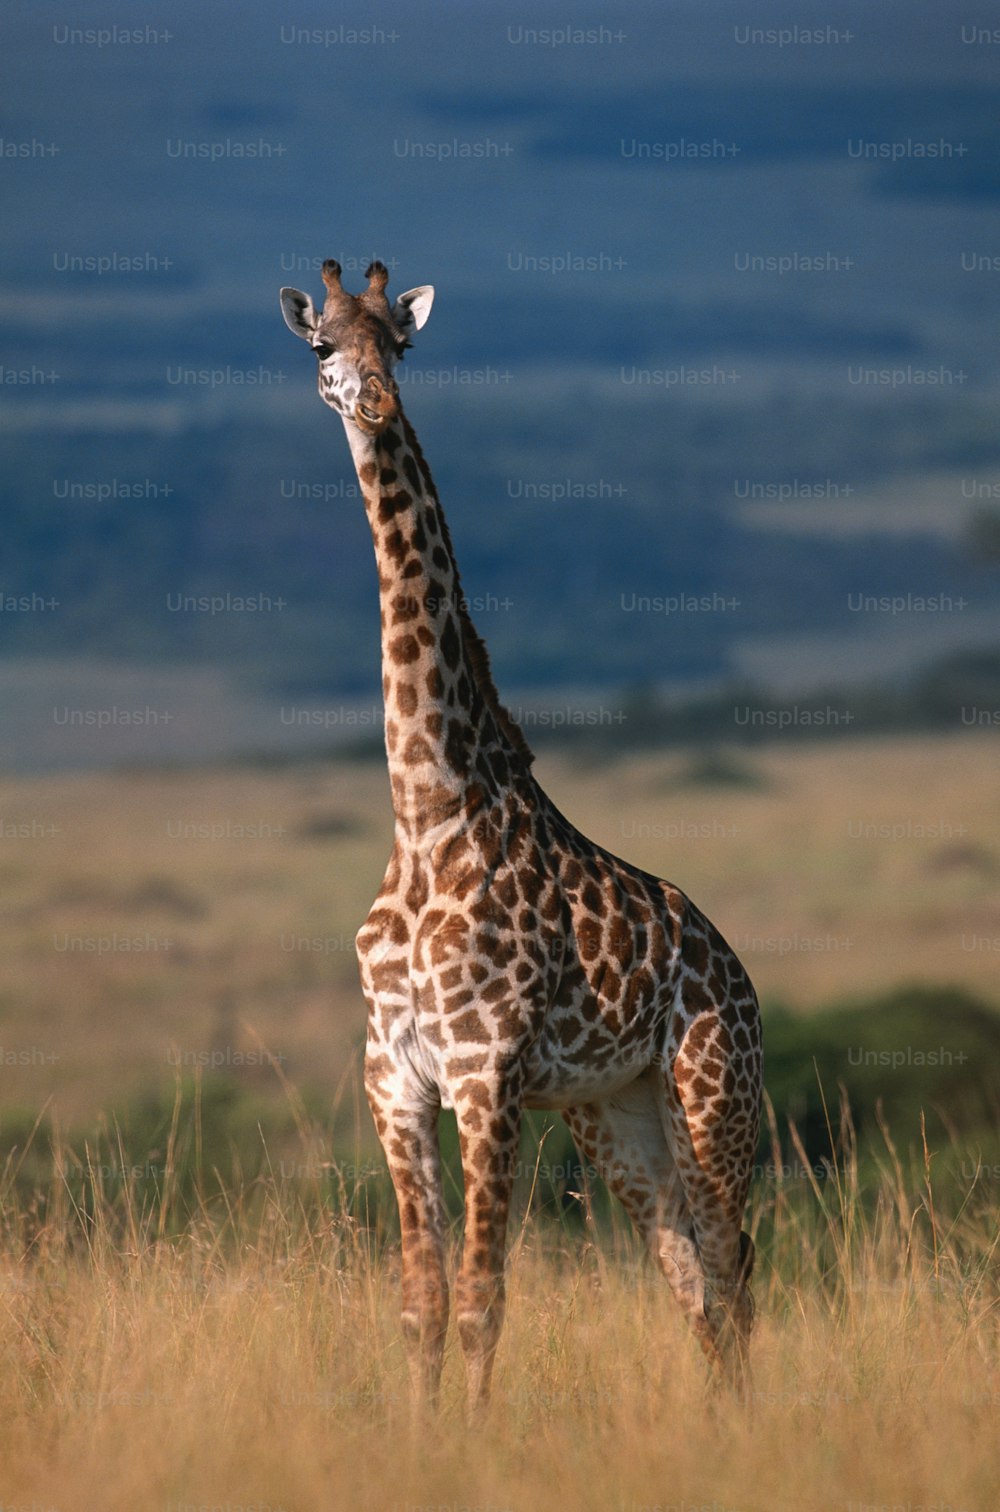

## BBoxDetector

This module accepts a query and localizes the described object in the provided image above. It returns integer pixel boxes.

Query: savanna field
[1,731,998,1511]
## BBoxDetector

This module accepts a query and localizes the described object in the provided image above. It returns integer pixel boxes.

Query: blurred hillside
[1,733,996,1110]
[0,735,997,1209]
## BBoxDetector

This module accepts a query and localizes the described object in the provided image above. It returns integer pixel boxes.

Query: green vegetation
[3,986,995,1241]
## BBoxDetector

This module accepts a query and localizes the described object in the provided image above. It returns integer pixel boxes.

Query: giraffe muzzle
[355,378,398,434]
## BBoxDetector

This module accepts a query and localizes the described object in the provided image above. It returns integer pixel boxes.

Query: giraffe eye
[313,342,335,360]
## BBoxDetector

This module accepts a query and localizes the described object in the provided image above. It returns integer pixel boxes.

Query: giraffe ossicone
[280,260,764,1411]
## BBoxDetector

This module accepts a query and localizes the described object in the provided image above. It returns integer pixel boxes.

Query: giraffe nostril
[365,373,398,401]
[356,372,398,429]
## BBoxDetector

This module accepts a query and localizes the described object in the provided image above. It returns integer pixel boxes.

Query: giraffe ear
[279,287,319,340]
[392,285,434,335]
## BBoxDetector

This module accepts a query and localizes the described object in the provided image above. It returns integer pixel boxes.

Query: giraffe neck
[344,409,533,843]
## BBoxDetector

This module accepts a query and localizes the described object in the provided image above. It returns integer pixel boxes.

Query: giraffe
[280,260,763,1412]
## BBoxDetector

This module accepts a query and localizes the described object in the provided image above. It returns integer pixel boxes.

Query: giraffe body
[280,261,762,1410]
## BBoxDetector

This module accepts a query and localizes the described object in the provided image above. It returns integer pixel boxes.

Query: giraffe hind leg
[657,965,763,1398]
[561,1073,719,1372]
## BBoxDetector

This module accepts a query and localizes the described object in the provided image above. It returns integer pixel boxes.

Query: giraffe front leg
[364,1054,449,1412]
[451,1065,522,1414]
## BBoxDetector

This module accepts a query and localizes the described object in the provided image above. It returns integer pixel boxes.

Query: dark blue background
[3,0,1000,767]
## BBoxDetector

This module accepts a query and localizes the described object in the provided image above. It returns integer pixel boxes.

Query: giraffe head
[280,259,434,435]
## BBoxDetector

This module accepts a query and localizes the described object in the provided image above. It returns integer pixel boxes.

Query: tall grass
[0,1075,996,1512]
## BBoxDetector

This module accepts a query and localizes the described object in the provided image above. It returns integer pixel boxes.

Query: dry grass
[0,732,996,1507]
[0,1090,996,1512]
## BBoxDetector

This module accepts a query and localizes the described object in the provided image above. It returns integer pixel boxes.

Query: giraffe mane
[399,413,535,768]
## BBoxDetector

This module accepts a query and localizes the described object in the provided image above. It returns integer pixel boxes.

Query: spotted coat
[280,261,763,1411]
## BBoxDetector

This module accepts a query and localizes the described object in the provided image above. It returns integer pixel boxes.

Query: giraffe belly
[521,1058,651,1110]
[520,992,668,1110]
